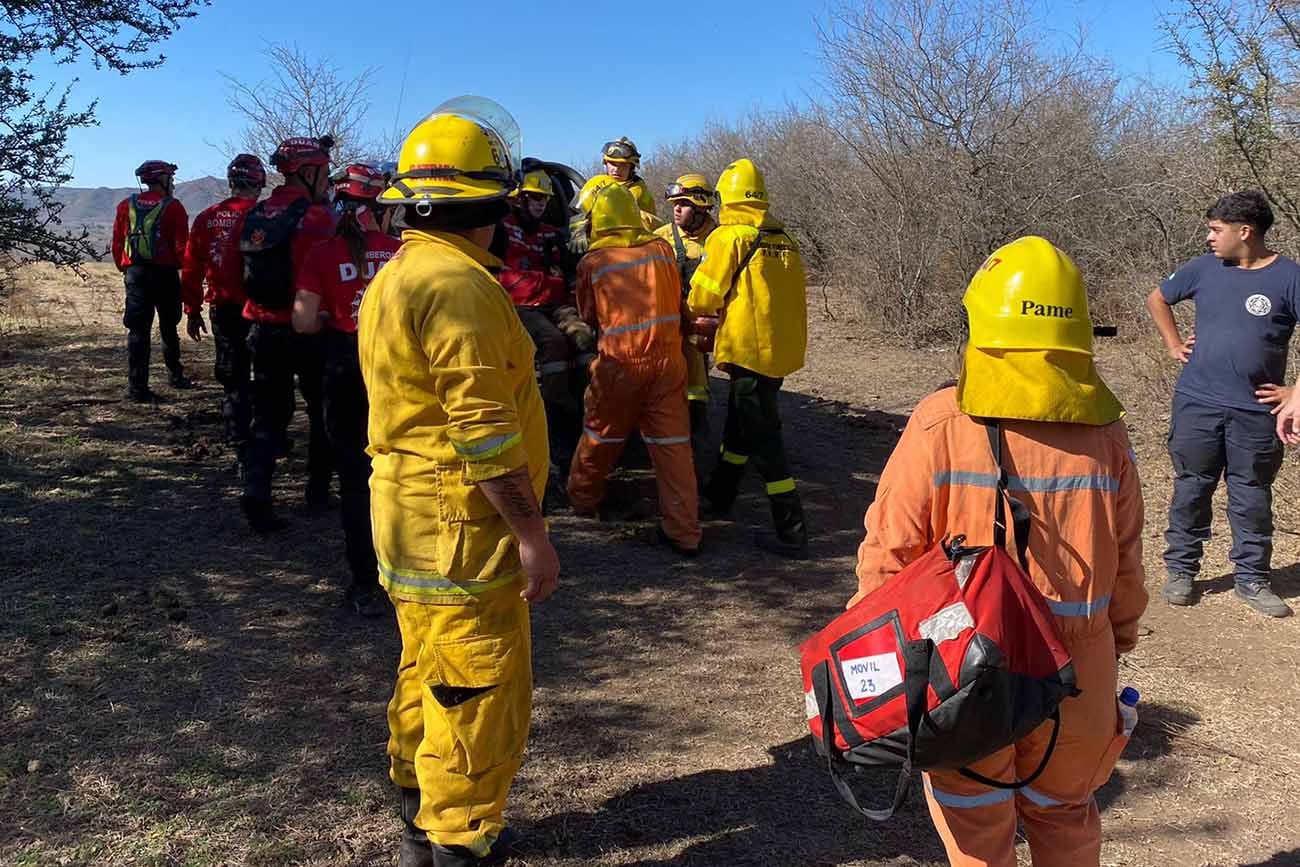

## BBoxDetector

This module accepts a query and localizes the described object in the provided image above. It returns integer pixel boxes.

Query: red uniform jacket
[242,185,337,325]
[111,193,189,271]
[181,196,259,315]
[496,213,570,307]
[296,231,402,334]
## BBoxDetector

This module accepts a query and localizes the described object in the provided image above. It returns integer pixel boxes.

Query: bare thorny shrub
[221,42,382,175]
[650,0,1227,350]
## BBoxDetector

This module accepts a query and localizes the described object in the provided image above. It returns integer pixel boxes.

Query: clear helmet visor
[428,95,522,176]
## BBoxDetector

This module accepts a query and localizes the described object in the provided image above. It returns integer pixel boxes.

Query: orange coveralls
[566,238,702,550]
[852,387,1147,867]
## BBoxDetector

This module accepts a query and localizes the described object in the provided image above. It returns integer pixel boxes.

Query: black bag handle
[985,421,1031,572]
[814,661,914,822]
[818,638,1064,820]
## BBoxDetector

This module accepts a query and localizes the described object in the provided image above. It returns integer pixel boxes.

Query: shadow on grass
[1234,850,1300,867]
[1195,560,1300,602]
[2,326,1194,867]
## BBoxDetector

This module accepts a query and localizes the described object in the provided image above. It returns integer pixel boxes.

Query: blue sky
[36,0,1186,188]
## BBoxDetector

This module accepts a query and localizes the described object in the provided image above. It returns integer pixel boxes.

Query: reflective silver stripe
[591,253,675,282]
[933,471,1119,494]
[925,778,1014,809]
[584,428,626,444]
[642,434,690,445]
[919,601,974,643]
[538,361,571,374]
[378,561,517,595]
[1047,595,1111,617]
[1017,785,1061,807]
[451,431,521,460]
[602,314,680,337]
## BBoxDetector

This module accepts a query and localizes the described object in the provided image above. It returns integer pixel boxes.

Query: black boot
[399,787,434,867]
[431,828,518,866]
[701,460,743,517]
[305,475,332,510]
[757,490,808,559]
[240,495,287,534]
[169,371,194,389]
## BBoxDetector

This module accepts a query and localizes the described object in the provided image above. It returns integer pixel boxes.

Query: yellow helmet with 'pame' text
[963,236,1094,355]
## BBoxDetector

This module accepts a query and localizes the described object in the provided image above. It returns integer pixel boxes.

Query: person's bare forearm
[478,465,547,544]
[1145,289,1182,349]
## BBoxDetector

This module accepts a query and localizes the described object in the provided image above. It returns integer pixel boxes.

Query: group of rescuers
[106,95,1300,867]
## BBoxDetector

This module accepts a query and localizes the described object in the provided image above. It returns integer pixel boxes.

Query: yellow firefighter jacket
[357,229,549,603]
[687,203,807,379]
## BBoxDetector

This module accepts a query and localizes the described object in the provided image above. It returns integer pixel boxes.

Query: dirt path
[2,277,1298,866]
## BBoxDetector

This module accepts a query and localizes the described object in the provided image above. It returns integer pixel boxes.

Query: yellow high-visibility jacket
[654,214,717,284]
[625,177,658,219]
[358,229,549,603]
[687,203,807,379]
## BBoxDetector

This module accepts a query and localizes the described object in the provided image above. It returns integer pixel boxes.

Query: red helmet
[270,135,334,174]
[227,153,267,187]
[135,160,178,183]
[331,163,386,200]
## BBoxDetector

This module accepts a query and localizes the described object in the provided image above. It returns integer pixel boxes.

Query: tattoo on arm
[495,469,537,521]
[479,466,544,537]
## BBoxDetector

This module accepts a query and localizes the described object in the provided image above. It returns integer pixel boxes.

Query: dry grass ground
[1,265,1298,867]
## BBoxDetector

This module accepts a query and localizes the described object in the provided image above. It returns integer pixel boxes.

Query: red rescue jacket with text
[497,213,570,307]
[241,185,336,325]
[296,230,402,334]
[180,196,258,315]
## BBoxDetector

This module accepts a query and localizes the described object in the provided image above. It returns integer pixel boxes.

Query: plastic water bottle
[1118,686,1139,737]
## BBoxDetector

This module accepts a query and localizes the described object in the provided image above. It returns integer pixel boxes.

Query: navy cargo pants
[1164,392,1285,587]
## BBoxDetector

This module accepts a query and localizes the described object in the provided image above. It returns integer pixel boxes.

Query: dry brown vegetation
[638,0,1300,345]
[1,268,1298,866]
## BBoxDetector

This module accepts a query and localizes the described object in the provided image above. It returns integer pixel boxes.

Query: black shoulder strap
[985,420,1031,574]
[726,228,779,298]
[671,223,688,274]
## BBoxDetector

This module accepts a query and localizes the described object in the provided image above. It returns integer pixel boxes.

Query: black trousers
[243,322,333,504]
[322,330,378,590]
[122,264,183,391]
[703,365,806,541]
[210,303,252,452]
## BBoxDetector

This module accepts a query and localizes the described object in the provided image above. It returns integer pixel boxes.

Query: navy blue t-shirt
[1160,252,1300,413]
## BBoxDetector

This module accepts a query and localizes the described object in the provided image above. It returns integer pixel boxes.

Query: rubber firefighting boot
[399,787,433,867]
[240,494,287,534]
[430,828,518,866]
[701,458,744,518]
[756,490,808,559]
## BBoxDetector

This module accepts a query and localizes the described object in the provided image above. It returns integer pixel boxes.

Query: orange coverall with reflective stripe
[852,387,1147,867]
[567,238,701,550]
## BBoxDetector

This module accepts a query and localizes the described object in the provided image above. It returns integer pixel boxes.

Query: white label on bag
[840,653,904,700]
[805,689,820,720]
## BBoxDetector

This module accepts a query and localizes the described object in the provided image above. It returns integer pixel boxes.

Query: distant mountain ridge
[50,176,230,227]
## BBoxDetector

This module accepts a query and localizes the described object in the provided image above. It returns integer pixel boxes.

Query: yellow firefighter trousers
[387,587,532,855]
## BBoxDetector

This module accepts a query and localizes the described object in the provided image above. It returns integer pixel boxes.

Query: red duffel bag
[799,422,1078,820]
